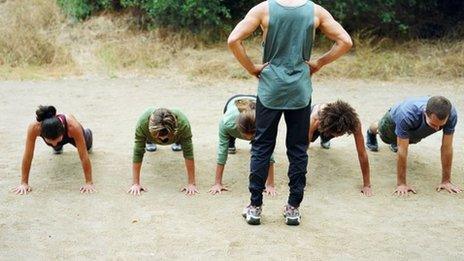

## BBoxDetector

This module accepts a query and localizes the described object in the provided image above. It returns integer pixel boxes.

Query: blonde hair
[149,108,178,136]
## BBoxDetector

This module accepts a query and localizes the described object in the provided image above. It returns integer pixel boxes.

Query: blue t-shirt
[389,97,457,143]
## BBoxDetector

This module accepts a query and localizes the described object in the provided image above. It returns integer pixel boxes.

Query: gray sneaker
[283,205,301,226]
[171,143,182,152]
[146,143,157,152]
[242,205,262,225]
[389,143,398,153]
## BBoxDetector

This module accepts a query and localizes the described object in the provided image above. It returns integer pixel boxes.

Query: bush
[56,0,464,39]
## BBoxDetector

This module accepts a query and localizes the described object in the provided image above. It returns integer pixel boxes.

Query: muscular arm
[227,4,267,77]
[311,5,352,73]
[20,123,39,184]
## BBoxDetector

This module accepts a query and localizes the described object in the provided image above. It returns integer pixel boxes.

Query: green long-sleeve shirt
[217,96,274,165]
[133,107,193,163]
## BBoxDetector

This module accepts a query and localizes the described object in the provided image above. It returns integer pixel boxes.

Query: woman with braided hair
[12,105,94,195]
[209,95,277,196]
[128,107,198,196]
[308,100,373,196]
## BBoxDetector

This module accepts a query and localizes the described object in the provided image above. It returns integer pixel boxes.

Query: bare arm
[182,158,199,195]
[132,162,142,184]
[441,134,453,183]
[394,137,416,195]
[68,119,92,184]
[437,133,461,193]
[396,138,409,186]
[228,4,268,77]
[310,5,352,74]
[353,127,372,196]
[21,123,39,185]
[308,118,319,146]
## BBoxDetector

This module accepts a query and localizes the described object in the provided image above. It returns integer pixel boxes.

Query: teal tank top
[258,0,314,109]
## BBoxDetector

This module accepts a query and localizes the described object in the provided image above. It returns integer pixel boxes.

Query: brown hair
[235,99,256,135]
[426,96,451,120]
[149,108,178,136]
[319,100,360,136]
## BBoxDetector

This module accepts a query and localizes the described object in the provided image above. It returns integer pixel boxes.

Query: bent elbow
[343,35,353,50]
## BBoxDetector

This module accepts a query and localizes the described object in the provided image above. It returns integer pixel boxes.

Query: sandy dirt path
[1,76,463,260]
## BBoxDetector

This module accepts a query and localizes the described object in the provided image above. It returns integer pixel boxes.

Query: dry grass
[97,28,463,82]
[0,0,75,79]
[0,1,462,81]
[316,33,464,80]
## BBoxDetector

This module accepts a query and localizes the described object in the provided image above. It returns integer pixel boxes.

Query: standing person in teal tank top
[228,0,352,226]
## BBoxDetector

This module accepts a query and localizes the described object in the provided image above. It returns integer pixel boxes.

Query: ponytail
[36,105,57,122]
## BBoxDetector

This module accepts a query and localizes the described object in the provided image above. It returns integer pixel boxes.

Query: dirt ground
[1,75,463,260]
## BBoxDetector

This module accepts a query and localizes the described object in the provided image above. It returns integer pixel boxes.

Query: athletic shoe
[283,204,301,226]
[53,147,63,155]
[366,129,379,152]
[171,143,182,152]
[242,205,262,225]
[146,143,157,152]
[228,146,237,154]
[320,140,331,149]
[389,144,398,153]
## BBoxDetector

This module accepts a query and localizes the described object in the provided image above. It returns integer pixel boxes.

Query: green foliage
[314,0,464,38]
[57,0,464,39]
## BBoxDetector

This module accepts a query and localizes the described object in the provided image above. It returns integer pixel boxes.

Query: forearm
[215,164,225,184]
[132,162,142,184]
[266,163,275,186]
[317,40,351,67]
[81,157,92,183]
[441,145,453,182]
[228,41,255,74]
[20,155,32,184]
[358,154,371,187]
[184,159,195,184]
[396,151,408,185]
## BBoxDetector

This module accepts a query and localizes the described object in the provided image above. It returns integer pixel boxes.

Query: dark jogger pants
[249,98,311,208]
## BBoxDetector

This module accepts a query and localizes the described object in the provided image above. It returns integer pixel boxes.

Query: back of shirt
[258,0,315,110]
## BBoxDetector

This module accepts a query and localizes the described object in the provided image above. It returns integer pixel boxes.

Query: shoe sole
[242,212,261,225]
[246,215,261,225]
[366,145,379,152]
[284,216,301,226]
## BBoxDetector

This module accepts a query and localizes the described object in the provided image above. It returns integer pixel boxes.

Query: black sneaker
[283,204,301,226]
[366,130,379,152]
[242,205,262,225]
[389,143,398,153]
